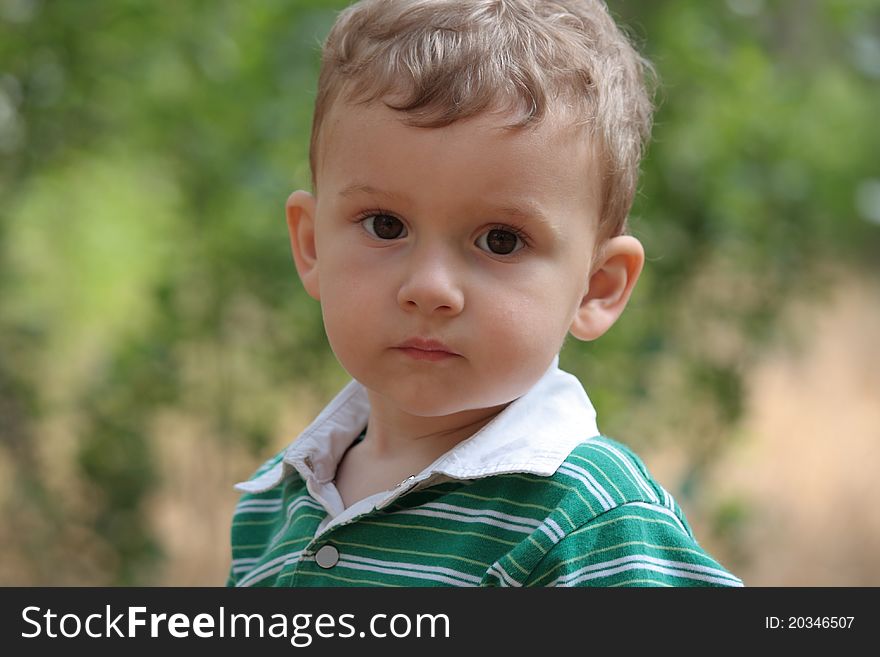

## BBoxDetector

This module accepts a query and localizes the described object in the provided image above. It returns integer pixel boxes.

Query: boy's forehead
[320,95,588,152]
[316,99,600,216]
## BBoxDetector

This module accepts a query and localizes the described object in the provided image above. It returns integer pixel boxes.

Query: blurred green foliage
[1,0,878,584]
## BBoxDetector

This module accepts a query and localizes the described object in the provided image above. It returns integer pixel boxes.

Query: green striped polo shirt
[228,359,742,587]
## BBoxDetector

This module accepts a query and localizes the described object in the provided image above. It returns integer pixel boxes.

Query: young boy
[228,0,742,587]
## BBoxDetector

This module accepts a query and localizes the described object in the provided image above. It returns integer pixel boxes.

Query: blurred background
[1,0,878,586]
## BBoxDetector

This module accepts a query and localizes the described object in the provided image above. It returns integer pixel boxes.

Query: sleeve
[525,502,743,587]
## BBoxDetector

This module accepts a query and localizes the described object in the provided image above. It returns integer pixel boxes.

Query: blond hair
[310,0,654,237]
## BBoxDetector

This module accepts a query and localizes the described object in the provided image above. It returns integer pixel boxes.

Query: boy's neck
[362,390,509,464]
[332,393,510,510]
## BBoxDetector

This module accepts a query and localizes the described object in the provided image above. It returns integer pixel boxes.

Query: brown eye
[363,214,406,240]
[477,228,523,255]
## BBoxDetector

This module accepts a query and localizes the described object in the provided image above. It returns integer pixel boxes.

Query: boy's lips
[392,337,461,361]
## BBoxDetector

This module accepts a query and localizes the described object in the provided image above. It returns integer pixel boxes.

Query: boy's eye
[476,228,524,255]
[362,214,407,240]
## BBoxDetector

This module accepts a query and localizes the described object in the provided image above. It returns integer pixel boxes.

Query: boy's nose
[397,253,465,317]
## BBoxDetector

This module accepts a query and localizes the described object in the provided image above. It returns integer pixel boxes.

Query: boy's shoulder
[557,435,683,513]
[558,435,695,533]
[480,436,743,586]
[471,435,694,535]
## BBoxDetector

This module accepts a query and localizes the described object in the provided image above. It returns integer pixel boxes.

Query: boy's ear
[285,190,320,300]
[569,235,644,342]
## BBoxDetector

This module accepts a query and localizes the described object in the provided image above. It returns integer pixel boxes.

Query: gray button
[315,544,339,569]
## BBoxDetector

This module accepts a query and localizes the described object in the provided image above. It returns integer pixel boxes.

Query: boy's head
[286,0,653,418]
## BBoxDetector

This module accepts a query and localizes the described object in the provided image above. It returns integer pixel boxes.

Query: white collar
[235,356,599,535]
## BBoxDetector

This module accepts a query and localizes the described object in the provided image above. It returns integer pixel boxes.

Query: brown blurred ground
[647,273,880,586]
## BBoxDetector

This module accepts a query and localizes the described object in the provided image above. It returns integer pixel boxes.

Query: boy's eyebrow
[338,183,556,227]
[339,183,410,202]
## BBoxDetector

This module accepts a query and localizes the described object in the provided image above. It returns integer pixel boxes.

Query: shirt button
[315,544,339,569]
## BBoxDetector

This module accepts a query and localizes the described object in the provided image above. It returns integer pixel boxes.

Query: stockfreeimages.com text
[21,605,450,647]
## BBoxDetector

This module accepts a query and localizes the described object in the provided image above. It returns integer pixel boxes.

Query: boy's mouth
[392,337,461,361]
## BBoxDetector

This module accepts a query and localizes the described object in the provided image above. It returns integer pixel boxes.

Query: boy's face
[290,99,630,418]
